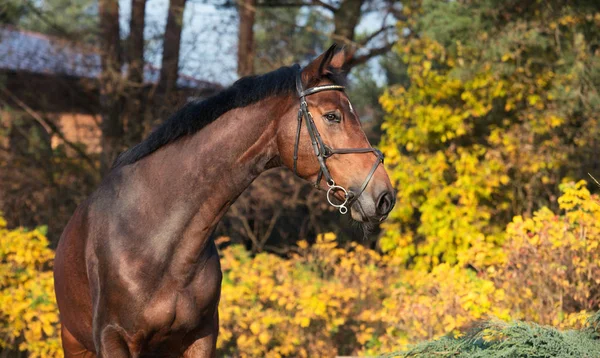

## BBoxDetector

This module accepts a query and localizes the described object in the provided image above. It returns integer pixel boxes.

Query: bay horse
[54,45,395,357]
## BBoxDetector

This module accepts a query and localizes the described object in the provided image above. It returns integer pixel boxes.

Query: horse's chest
[144,284,218,329]
[140,260,222,346]
[136,293,193,350]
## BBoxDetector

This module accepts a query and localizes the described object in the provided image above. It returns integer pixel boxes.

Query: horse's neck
[122,98,284,269]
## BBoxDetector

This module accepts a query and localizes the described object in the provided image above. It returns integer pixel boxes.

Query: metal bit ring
[326,181,349,214]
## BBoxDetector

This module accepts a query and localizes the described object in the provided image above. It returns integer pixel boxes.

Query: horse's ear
[301,44,338,87]
[329,46,351,70]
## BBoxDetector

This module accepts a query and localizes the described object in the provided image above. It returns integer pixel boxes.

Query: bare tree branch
[346,42,395,68]
[263,244,300,255]
[312,0,337,12]
[258,207,282,249]
[359,24,395,46]
[0,88,97,170]
[230,204,260,250]
[21,0,74,38]
[256,0,337,12]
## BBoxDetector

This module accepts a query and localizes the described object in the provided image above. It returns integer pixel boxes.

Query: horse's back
[54,199,96,352]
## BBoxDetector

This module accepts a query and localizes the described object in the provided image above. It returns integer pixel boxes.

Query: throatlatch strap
[293,110,303,175]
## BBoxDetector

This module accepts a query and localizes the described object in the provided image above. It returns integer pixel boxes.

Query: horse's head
[278,45,395,223]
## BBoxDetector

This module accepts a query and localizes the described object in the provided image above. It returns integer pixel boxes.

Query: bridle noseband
[292,69,384,214]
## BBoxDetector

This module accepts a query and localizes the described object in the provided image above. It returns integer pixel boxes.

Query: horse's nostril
[376,191,395,216]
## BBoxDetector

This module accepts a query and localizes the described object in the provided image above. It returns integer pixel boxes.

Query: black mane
[112,64,301,167]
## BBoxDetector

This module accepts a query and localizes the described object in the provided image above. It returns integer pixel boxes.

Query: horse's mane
[112,64,301,168]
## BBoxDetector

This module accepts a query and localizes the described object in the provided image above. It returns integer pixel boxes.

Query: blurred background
[0,0,599,357]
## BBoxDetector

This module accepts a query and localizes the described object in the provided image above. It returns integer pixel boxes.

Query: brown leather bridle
[292,69,384,214]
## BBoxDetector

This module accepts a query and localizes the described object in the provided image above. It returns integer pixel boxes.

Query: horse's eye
[324,112,340,123]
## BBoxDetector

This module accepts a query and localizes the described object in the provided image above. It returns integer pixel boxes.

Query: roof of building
[0,26,218,90]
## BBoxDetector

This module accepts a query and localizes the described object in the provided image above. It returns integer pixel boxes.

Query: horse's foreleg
[182,312,219,358]
[95,324,137,358]
[62,325,97,358]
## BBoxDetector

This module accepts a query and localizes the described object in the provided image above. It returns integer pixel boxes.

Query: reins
[292,69,384,214]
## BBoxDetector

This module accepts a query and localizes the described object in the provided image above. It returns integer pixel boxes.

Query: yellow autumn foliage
[217,180,599,356]
[379,3,600,274]
[0,216,62,357]
[0,180,597,357]
[490,180,600,327]
[218,232,391,357]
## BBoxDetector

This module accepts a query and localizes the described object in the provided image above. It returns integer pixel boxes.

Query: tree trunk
[333,0,363,44]
[125,0,147,145]
[157,0,187,96]
[331,0,396,71]
[99,0,123,172]
[237,0,256,77]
